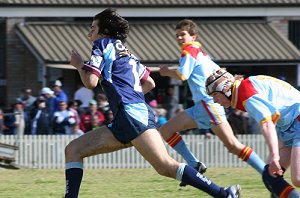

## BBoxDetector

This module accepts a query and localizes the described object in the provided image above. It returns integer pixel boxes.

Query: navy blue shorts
[108,103,157,144]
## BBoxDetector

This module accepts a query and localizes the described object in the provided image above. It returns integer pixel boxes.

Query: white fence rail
[0,134,268,169]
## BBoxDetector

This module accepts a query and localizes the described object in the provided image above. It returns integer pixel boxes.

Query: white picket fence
[0,134,268,169]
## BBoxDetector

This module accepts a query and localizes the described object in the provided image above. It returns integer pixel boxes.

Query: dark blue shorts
[108,103,157,144]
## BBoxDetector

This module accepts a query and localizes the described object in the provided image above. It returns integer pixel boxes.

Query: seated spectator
[80,99,106,133]
[30,96,52,135]
[52,100,76,135]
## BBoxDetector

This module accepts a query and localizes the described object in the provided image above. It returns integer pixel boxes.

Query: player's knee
[65,140,81,160]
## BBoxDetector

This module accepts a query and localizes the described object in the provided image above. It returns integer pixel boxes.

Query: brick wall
[268,16,300,38]
[267,16,300,87]
[6,18,41,107]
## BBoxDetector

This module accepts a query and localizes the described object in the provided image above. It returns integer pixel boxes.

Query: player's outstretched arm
[159,65,181,80]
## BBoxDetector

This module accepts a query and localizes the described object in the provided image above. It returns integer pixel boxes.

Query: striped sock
[166,133,199,168]
[238,146,265,174]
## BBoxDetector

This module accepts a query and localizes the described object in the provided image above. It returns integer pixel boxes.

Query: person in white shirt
[73,84,94,111]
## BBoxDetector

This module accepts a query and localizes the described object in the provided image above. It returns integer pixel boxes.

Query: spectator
[79,99,106,133]
[17,88,36,134]
[74,84,94,111]
[52,80,68,112]
[70,123,84,136]
[52,100,76,135]
[248,115,261,134]
[96,93,110,114]
[91,114,102,130]
[226,109,249,135]
[0,109,4,134]
[6,100,27,135]
[163,85,179,120]
[68,100,81,125]
[30,96,52,135]
[40,87,56,117]
[74,99,85,117]
[17,88,36,110]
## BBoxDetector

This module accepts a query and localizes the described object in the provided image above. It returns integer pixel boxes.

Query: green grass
[0,167,294,197]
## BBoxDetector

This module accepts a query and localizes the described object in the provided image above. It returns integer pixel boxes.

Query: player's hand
[268,159,283,177]
[70,50,84,69]
[159,65,169,76]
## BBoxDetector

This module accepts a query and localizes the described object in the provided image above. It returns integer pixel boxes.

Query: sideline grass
[0,167,293,198]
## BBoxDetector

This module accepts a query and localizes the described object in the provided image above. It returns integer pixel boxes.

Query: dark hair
[175,19,198,37]
[94,8,129,42]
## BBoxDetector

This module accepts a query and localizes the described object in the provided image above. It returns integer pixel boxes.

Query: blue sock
[65,162,83,198]
[239,146,265,174]
[176,163,227,197]
[166,133,199,167]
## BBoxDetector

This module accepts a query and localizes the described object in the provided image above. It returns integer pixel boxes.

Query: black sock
[65,168,83,198]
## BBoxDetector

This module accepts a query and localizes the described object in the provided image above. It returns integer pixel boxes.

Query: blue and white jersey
[82,38,147,116]
[175,41,220,103]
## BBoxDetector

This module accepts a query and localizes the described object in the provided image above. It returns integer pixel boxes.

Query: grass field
[0,167,294,198]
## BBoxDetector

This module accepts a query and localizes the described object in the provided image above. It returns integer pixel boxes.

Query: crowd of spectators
[0,80,112,136]
[0,81,260,136]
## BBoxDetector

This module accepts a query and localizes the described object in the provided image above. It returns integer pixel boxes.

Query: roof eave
[217,59,300,66]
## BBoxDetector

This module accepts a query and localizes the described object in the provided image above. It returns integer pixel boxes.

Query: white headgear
[206,68,234,98]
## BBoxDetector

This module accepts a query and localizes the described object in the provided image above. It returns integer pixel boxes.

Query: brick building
[0,1,300,108]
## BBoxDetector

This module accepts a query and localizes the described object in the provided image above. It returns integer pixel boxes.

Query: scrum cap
[205,68,234,97]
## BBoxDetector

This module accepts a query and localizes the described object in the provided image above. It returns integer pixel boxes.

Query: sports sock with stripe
[166,132,199,168]
[238,146,265,174]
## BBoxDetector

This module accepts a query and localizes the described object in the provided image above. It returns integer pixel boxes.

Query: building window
[289,20,300,50]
